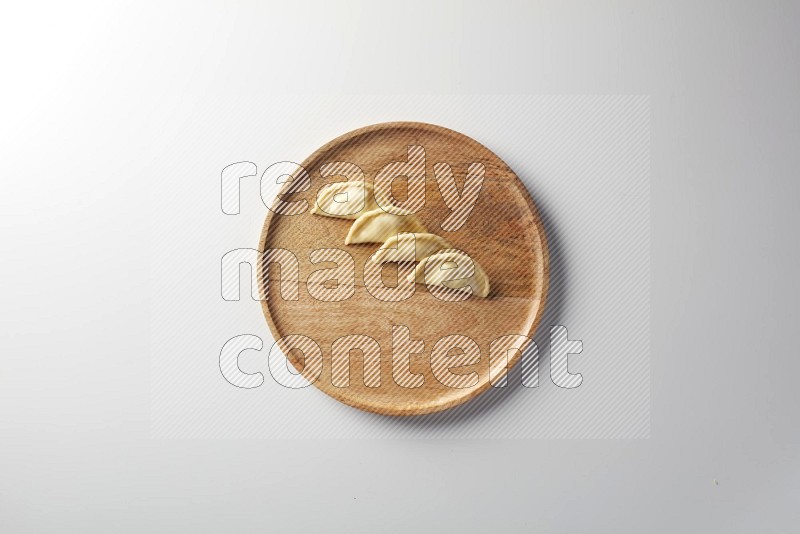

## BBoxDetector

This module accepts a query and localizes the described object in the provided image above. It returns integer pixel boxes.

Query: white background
[1,1,798,532]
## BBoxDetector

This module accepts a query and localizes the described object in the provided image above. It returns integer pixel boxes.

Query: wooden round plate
[259,122,548,416]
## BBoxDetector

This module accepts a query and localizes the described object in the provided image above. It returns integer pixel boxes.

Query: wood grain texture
[258,122,549,416]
